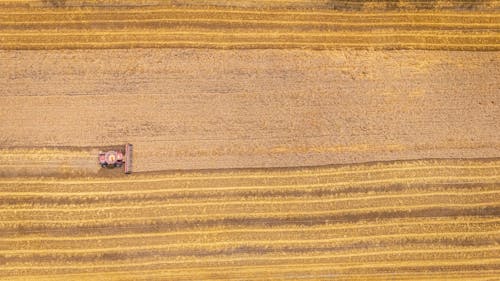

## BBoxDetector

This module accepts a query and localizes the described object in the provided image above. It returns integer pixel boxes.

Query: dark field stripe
[2,206,498,236]
[2,259,500,277]
[1,182,496,206]
[2,239,498,264]
[0,6,497,50]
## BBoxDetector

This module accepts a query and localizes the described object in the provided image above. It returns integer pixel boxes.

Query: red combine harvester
[98,144,133,174]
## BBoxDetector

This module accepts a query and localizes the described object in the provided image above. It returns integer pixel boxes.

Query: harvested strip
[3,251,500,272]
[2,189,498,210]
[1,159,499,280]
[0,6,497,50]
[0,1,497,11]
[2,175,499,194]
[3,231,498,257]
[2,219,498,249]
[0,148,99,177]
[1,192,498,221]
[2,159,499,184]
[2,259,500,278]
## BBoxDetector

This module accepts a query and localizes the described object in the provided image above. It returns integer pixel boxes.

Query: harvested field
[1,158,499,280]
[1,49,499,172]
[1,0,499,279]
[0,148,98,177]
[0,3,498,50]
[1,0,498,10]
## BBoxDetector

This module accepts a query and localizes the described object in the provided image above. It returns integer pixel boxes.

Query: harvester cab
[98,143,133,174]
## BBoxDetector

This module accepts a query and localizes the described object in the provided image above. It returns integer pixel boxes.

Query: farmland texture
[0,148,98,177]
[1,158,499,280]
[1,0,499,280]
[0,1,498,50]
[1,49,499,172]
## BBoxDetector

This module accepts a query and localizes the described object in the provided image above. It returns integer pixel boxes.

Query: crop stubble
[0,0,498,10]
[0,148,99,177]
[0,0,499,279]
[0,2,498,173]
[0,3,498,50]
[0,159,499,280]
